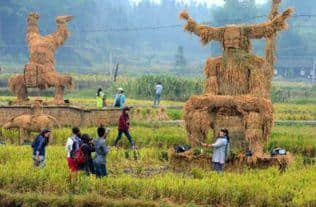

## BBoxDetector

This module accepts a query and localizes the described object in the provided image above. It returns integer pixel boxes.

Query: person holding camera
[80,134,95,175]
[202,128,230,172]
[32,129,51,168]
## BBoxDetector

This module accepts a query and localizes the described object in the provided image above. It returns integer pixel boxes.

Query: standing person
[93,126,109,178]
[202,129,230,172]
[81,134,95,175]
[65,127,82,172]
[113,88,125,108]
[114,106,135,149]
[96,88,106,108]
[153,82,163,106]
[32,129,51,168]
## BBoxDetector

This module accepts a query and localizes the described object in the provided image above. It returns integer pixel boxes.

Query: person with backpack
[65,127,82,172]
[114,106,135,149]
[202,128,230,172]
[32,128,51,168]
[153,82,163,106]
[80,134,95,175]
[113,88,125,108]
[93,126,109,178]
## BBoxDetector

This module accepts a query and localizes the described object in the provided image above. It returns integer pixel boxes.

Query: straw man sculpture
[9,13,74,104]
[181,0,293,157]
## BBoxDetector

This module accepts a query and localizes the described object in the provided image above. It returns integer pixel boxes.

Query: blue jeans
[212,162,224,172]
[94,162,107,178]
[154,93,161,106]
[114,130,135,147]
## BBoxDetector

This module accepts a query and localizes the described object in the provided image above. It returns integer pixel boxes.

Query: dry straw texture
[181,1,293,158]
[9,13,74,104]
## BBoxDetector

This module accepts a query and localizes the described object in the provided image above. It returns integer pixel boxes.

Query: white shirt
[155,84,163,94]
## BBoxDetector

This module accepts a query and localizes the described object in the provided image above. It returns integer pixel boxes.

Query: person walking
[96,88,105,108]
[65,127,82,172]
[32,129,51,168]
[113,88,125,108]
[81,134,95,175]
[202,129,230,172]
[93,126,109,178]
[153,82,163,106]
[114,106,135,149]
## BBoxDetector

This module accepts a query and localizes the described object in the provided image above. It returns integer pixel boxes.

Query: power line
[78,14,316,33]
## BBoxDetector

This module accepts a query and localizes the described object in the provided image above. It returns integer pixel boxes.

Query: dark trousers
[94,163,107,178]
[212,162,224,172]
[114,130,135,147]
[154,93,161,106]
[84,159,95,175]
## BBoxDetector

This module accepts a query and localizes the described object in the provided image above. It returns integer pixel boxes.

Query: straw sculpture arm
[179,11,224,45]
[26,13,41,44]
[265,0,282,66]
[47,16,73,49]
[247,8,293,39]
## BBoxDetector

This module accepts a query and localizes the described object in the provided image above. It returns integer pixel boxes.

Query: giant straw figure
[181,0,293,158]
[9,13,74,104]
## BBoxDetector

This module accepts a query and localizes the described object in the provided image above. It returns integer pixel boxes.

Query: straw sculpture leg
[184,94,273,155]
[8,74,28,102]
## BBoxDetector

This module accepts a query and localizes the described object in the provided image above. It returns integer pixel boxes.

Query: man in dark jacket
[32,128,51,168]
[81,134,95,175]
[114,106,135,149]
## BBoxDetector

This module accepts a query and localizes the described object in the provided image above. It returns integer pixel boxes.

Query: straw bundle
[145,108,154,122]
[156,107,170,121]
[131,108,143,121]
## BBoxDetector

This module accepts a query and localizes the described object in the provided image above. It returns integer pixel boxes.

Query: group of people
[96,82,163,109]
[31,106,135,177]
[96,88,126,109]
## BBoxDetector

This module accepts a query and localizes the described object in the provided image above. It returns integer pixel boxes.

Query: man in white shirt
[65,127,81,172]
[153,82,163,106]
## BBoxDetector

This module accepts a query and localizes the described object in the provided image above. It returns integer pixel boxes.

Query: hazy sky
[131,0,268,7]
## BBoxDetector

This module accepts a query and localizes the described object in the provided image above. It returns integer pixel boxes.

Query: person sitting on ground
[202,128,230,172]
[153,82,163,106]
[114,106,135,149]
[96,88,106,108]
[113,88,125,108]
[81,134,95,175]
[32,128,51,168]
[65,127,82,172]
[93,126,110,178]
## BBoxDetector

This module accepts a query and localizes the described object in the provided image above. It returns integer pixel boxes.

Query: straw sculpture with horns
[9,13,74,104]
[180,0,293,158]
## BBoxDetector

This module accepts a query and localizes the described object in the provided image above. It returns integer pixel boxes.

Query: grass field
[0,124,315,207]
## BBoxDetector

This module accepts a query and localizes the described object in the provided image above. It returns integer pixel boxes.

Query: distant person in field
[65,127,82,172]
[32,128,51,168]
[153,82,163,106]
[80,134,95,175]
[96,88,106,108]
[202,128,230,172]
[93,126,109,178]
[113,88,125,108]
[114,106,135,149]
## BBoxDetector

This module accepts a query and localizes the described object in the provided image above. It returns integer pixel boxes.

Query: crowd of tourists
[31,82,230,175]
[32,106,135,177]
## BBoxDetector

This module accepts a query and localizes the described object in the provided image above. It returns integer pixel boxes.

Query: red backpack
[74,146,86,165]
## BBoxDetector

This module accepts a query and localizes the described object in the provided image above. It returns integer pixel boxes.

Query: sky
[130,0,268,7]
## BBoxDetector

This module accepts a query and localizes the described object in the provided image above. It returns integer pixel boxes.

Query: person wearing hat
[114,106,135,149]
[31,128,51,168]
[113,88,125,108]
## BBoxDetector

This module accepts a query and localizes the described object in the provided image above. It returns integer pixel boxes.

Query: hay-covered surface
[180,1,292,159]
[9,12,74,104]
